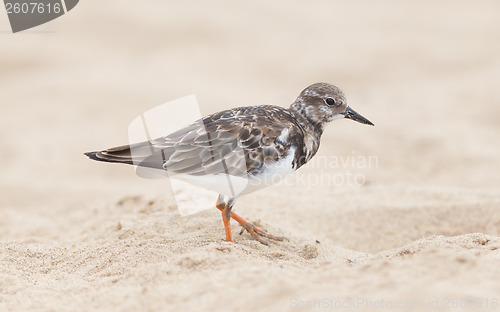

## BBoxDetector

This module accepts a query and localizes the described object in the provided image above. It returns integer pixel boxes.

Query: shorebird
[85,83,374,245]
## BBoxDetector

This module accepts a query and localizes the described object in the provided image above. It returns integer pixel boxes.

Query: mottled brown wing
[145,105,298,177]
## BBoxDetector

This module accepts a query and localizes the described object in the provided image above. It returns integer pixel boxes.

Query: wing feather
[90,105,301,177]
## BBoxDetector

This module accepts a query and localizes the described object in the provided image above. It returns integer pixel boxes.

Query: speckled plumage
[85,82,374,244]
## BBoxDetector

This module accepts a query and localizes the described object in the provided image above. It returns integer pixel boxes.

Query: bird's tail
[84,144,135,165]
[84,141,166,170]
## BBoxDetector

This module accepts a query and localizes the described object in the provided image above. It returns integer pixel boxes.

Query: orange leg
[215,199,285,245]
[217,202,233,242]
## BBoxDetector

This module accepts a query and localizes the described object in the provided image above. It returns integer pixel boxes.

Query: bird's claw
[238,221,286,245]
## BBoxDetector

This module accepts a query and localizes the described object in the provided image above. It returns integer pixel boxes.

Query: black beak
[343,107,374,126]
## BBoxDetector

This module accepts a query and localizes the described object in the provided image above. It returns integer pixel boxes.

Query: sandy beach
[1,1,500,311]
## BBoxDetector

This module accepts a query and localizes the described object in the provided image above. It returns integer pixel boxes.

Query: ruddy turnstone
[85,83,373,245]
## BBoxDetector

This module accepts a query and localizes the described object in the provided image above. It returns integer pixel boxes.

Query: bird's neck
[289,101,324,139]
[288,101,324,169]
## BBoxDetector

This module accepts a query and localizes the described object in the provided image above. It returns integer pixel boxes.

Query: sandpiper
[85,83,374,245]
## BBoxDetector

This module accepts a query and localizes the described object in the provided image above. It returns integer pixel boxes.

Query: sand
[1,1,500,311]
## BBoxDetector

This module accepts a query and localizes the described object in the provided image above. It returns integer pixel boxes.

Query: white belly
[172,147,296,197]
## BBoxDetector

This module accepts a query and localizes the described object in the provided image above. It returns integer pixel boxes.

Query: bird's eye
[325,97,336,106]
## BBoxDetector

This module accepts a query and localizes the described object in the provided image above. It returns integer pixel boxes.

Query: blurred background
[1,1,500,310]
[1,0,500,237]
[2,0,500,230]
[0,0,500,199]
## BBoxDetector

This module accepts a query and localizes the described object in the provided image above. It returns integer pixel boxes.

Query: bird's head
[291,83,374,130]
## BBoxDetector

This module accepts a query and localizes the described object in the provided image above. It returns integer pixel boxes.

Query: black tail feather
[84,142,168,170]
[84,151,102,161]
[84,150,135,165]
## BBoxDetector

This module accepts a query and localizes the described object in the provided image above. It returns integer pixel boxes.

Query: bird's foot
[238,221,285,245]
[215,196,286,245]
[231,214,286,245]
